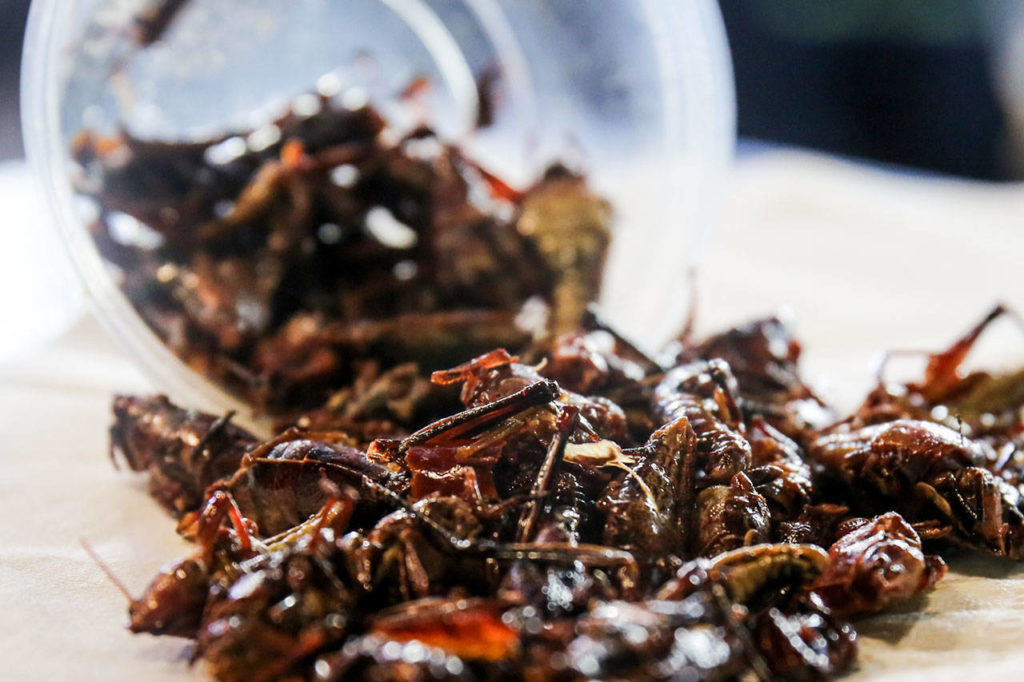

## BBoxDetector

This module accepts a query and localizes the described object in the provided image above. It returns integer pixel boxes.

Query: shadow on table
[944,552,1024,580]
[853,594,929,644]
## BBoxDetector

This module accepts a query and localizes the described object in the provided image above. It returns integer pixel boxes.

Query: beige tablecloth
[3,150,1024,680]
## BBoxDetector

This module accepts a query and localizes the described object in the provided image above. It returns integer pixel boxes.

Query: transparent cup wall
[24,0,734,414]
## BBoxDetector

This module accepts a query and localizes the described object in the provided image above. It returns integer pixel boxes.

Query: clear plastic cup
[23,0,734,415]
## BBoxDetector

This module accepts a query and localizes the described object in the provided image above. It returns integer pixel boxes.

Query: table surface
[3,150,1024,680]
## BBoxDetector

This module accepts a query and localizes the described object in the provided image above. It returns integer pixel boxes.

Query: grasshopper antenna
[79,538,134,602]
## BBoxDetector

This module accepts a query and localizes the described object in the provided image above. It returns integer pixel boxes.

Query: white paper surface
[2,150,1024,680]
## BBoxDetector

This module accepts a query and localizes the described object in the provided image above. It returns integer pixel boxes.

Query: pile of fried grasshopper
[107,302,1024,681]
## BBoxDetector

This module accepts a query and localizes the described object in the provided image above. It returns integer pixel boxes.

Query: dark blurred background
[0,0,29,159]
[2,1,1023,179]
[718,0,1024,180]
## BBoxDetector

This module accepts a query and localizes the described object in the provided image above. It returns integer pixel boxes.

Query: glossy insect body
[671,316,835,442]
[753,592,857,681]
[220,431,408,536]
[599,417,697,570]
[570,544,846,682]
[433,349,629,444]
[653,360,752,487]
[852,305,1024,490]
[810,419,1024,558]
[692,472,771,558]
[127,491,258,637]
[745,419,815,520]
[110,395,258,516]
[812,512,947,617]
